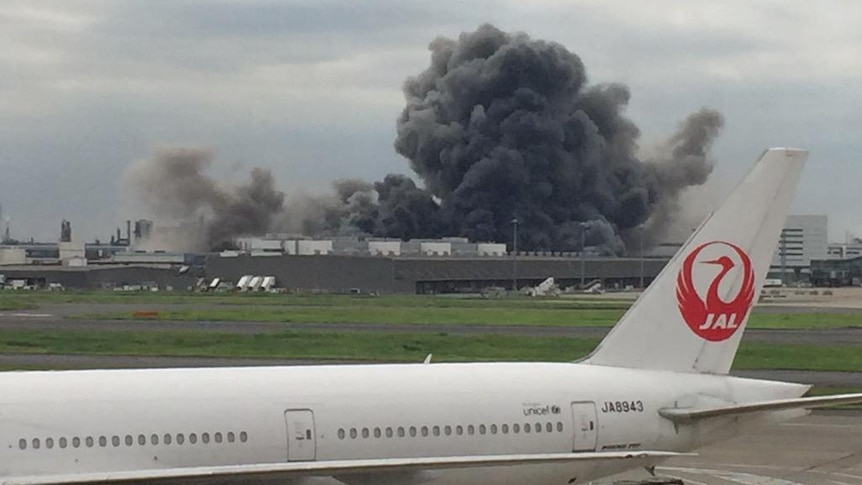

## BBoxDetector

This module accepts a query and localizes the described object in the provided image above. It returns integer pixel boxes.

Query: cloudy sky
[1,0,860,242]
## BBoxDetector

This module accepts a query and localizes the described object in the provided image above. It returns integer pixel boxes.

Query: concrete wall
[297,240,333,255]
[0,266,197,290]
[0,247,26,266]
[476,243,507,256]
[419,242,451,256]
[369,241,401,256]
[206,254,411,293]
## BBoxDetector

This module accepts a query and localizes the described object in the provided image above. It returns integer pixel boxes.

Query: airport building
[2,214,861,291]
[771,215,828,270]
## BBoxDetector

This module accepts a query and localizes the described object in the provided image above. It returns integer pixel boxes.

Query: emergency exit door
[570,402,598,452]
[284,409,316,461]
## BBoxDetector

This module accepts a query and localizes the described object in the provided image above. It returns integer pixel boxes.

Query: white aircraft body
[2,148,861,485]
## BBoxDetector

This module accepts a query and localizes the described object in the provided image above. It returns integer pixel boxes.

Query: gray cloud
[0,1,860,242]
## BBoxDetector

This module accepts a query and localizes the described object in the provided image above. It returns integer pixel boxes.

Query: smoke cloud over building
[123,24,723,254]
[123,147,285,251]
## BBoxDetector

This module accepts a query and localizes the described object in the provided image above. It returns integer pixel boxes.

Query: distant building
[771,215,828,278]
[827,241,862,260]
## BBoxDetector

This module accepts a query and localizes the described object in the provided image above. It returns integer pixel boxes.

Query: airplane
[2,147,861,485]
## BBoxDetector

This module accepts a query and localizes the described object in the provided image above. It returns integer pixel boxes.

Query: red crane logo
[676,241,755,342]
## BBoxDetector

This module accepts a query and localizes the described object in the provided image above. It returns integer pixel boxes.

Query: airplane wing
[659,392,862,424]
[4,451,688,485]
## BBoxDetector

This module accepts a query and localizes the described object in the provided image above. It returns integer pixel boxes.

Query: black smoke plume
[123,147,285,250]
[389,24,723,254]
[125,24,723,254]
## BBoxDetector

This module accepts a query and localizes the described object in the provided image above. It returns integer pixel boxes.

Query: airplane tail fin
[584,148,808,374]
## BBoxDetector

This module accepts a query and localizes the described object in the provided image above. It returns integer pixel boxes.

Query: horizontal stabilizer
[5,451,690,485]
[659,392,862,424]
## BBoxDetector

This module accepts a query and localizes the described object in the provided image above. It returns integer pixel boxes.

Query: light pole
[639,225,645,289]
[580,223,587,288]
[511,218,519,292]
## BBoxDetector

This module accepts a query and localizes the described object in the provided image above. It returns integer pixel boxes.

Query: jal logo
[675,241,755,342]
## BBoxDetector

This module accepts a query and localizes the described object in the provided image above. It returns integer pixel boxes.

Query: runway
[611,412,862,485]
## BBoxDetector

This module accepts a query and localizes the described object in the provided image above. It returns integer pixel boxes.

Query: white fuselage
[0,362,807,484]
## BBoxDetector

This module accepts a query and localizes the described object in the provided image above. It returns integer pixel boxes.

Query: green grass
[0,291,633,310]
[77,306,862,330]
[0,330,858,371]
[0,299,38,311]
[80,307,624,326]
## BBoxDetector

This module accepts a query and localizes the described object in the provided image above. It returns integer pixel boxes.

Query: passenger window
[86,437,94,448]
[546,422,553,433]
[535,423,541,433]
[164,434,172,445]
[139,435,147,446]
[409,426,417,437]
[433,426,440,436]
[152,434,160,445]
[227,432,235,443]
[189,434,197,444]
[59,437,67,449]
[502,424,509,434]
[202,433,210,444]
[385,427,393,438]
[361,428,369,439]
[338,429,345,440]
[444,425,452,436]
[479,425,486,435]
[125,435,133,446]
[73,437,81,448]
[177,434,185,445]
[18,438,26,450]
[467,425,475,435]
[513,424,520,434]
[33,438,41,449]
[47,437,55,449]
[349,428,357,439]
[524,423,531,433]
[112,436,120,447]
[456,425,463,435]
[374,428,381,438]
[557,422,564,432]
[397,427,405,438]
[215,432,223,443]
[421,426,428,437]
[240,432,248,443]
[98,436,107,447]
[490,424,498,435]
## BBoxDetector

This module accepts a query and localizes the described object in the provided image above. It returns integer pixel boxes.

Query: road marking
[780,423,862,430]
[660,467,806,485]
[0,313,54,318]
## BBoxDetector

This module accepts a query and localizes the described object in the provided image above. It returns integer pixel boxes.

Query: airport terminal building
[1,215,860,293]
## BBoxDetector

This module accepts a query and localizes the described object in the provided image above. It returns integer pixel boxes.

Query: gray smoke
[123,147,285,250]
[386,24,722,254]
[125,24,724,255]
[637,108,724,247]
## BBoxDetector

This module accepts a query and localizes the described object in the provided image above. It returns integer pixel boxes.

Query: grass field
[76,307,862,330]
[0,291,634,309]
[0,329,858,371]
[4,289,862,329]
[0,300,38,311]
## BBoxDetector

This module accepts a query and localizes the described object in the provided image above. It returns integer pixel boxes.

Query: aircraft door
[284,409,316,461]
[570,402,598,452]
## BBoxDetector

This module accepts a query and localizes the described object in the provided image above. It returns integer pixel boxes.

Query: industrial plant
[1,211,860,294]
